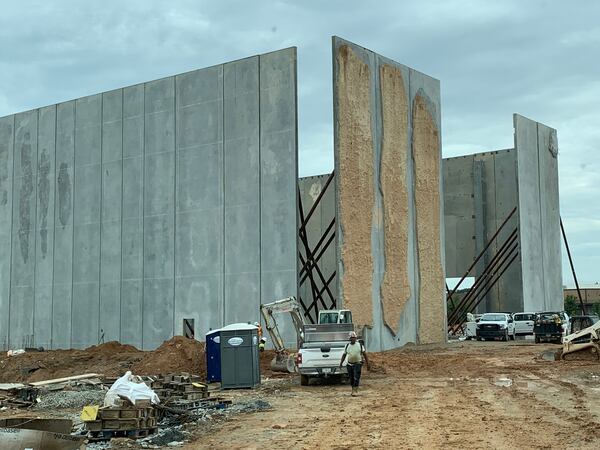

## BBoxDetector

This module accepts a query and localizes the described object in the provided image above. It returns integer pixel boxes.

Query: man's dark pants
[346,362,362,387]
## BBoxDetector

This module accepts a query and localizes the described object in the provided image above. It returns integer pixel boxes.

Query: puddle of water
[494,377,513,387]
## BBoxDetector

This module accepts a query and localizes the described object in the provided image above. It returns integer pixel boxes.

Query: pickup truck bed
[296,323,354,385]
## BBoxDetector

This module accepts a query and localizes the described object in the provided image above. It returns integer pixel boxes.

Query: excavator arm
[260,296,306,372]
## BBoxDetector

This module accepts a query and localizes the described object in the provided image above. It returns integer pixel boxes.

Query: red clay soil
[0,337,207,383]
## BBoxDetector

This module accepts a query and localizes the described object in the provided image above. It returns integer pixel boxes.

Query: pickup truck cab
[513,312,536,335]
[296,323,354,386]
[476,313,515,341]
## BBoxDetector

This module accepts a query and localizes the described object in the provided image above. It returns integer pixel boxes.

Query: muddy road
[188,341,600,449]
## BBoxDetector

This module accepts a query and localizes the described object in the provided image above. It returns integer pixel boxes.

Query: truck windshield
[481,314,505,321]
[320,312,339,324]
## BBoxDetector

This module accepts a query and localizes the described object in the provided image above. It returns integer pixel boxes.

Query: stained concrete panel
[9,110,38,348]
[333,37,444,350]
[34,105,56,349]
[223,57,260,325]
[0,115,14,350]
[52,101,75,349]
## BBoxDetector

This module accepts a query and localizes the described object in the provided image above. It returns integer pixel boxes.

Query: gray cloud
[1,0,598,286]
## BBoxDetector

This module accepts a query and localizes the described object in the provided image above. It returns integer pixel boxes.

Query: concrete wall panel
[0,115,14,350]
[143,78,175,349]
[52,102,75,349]
[260,48,298,344]
[33,105,56,349]
[121,84,144,348]
[100,89,123,343]
[10,110,38,348]
[515,115,545,312]
[175,66,224,340]
[223,57,260,324]
[333,37,444,350]
[537,123,562,311]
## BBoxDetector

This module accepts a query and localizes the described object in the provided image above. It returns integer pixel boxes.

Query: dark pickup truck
[534,312,564,344]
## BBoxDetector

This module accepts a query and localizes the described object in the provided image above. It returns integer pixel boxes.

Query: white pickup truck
[295,310,355,386]
[476,313,516,341]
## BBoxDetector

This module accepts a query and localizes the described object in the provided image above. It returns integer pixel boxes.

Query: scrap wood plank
[29,373,103,386]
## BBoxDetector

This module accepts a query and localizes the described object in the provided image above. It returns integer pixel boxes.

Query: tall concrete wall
[443,149,522,313]
[515,114,562,312]
[0,48,298,350]
[332,37,445,351]
[443,114,562,314]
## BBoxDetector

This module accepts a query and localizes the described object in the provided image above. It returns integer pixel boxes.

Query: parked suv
[476,313,515,341]
[513,312,536,336]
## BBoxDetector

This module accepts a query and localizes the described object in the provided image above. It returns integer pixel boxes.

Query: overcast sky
[1,0,598,288]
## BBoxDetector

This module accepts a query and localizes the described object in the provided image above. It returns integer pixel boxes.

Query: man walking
[339,331,370,396]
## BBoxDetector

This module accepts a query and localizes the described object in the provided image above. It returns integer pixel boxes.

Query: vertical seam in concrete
[293,50,300,302]
[141,84,146,349]
[258,56,262,311]
[50,105,58,349]
[98,95,104,345]
[221,64,226,326]
[32,108,40,347]
[7,114,15,349]
[119,89,124,341]
[173,77,177,337]
[70,101,77,348]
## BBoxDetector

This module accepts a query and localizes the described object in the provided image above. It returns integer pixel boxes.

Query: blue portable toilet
[206,329,222,383]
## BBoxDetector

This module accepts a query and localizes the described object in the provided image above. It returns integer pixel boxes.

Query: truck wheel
[502,331,508,341]
[535,335,540,344]
[300,374,309,386]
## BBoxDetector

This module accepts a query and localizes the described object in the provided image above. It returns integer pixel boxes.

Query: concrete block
[0,115,13,349]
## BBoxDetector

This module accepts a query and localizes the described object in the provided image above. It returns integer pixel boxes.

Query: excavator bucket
[270,353,297,373]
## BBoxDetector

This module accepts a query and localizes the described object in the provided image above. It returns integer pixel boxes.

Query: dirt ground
[2,340,600,449]
[188,341,600,450]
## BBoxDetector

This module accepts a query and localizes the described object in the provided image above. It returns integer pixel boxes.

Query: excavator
[259,296,353,373]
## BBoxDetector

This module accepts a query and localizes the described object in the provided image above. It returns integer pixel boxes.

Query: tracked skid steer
[561,320,600,360]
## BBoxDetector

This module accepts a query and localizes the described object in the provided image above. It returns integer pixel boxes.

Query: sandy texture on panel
[336,45,374,327]
[412,93,445,344]
[379,64,411,333]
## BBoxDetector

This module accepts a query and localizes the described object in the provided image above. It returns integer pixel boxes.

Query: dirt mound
[0,337,208,383]
[131,336,206,377]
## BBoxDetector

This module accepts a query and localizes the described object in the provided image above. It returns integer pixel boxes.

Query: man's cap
[349,331,357,338]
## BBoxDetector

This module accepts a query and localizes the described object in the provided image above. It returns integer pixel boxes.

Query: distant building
[564,287,600,311]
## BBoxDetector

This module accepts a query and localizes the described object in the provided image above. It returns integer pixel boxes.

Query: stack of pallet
[85,402,157,441]
[157,373,209,402]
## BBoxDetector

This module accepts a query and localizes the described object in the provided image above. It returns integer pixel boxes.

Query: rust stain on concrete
[412,93,445,344]
[379,64,411,333]
[336,44,374,327]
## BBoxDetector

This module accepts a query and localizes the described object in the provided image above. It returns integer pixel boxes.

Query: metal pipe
[450,239,519,329]
[448,231,518,326]
[446,206,517,304]
[451,250,520,334]
[299,230,335,285]
[448,228,518,325]
[560,217,586,315]
[299,218,335,278]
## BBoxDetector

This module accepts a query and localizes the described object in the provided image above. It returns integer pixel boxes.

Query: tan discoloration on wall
[379,64,411,333]
[336,45,374,327]
[412,94,445,344]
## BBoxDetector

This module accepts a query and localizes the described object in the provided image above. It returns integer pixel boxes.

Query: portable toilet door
[205,329,221,383]
[220,324,260,389]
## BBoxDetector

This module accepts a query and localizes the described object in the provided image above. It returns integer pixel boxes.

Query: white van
[513,312,536,335]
